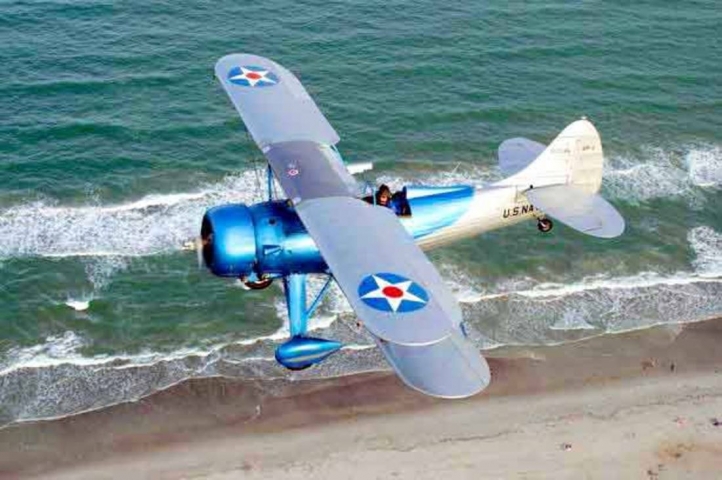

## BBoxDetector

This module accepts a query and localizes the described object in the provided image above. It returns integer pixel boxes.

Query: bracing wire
[245,130,265,202]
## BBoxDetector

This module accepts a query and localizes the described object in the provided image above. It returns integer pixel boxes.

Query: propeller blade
[195,237,204,269]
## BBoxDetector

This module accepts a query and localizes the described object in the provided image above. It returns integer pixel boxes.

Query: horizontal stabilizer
[374,330,491,398]
[525,185,625,238]
[498,138,546,177]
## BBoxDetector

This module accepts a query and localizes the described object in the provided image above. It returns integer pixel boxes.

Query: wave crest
[0,171,265,259]
[604,144,721,204]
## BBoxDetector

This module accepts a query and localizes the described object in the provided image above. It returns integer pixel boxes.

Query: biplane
[198,54,625,398]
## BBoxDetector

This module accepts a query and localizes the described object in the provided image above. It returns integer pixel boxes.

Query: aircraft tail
[498,118,624,238]
[499,118,603,193]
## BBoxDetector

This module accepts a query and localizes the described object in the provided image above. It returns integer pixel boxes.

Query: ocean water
[1,1,721,424]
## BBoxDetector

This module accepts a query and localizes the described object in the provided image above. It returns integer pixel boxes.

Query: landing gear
[537,217,554,233]
[240,277,274,290]
[275,274,342,370]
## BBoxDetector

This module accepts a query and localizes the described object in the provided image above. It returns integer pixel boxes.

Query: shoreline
[2,317,722,478]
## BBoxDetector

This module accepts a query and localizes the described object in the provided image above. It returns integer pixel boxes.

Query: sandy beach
[2,318,722,479]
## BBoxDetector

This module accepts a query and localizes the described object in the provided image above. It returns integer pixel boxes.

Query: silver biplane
[197,54,625,398]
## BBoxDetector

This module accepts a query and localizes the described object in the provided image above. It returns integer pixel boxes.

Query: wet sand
[2,317,722,479]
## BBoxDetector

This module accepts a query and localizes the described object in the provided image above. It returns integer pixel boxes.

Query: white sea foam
[688,226,722,277]
[1,150,720,384]
[0,331,87,374]
[2,262,719,428]
[83,256,128,291]
[10,242,713,376]
[0,329,248,378]
[379,144,720,212]
[549,312,597,331]
[492,271,721,300]
[458,221,722,302]
[65,298,91,311]
[605,151,691,203]
[437,264,487,303]
[604,145,721,204]
[0,161,495,264]
[687,146,722,189]
[0,143,718,261]
[375,163,499,192]
[0,171,265,259]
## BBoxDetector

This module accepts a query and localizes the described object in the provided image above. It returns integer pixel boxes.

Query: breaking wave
[0,171,267,259]
[0,143,718,260]
[688,225,722,277]
[0,146,721,426]
[2,258,721,427]
[3,241,720,426]
[687,145,722,189]
[604,144,721,204]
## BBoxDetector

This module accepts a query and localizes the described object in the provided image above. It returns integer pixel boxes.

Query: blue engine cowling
[201,201,327,278]
[201,204,257,277]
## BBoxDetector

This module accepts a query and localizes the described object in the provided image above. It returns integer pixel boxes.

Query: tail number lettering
[503,204,535,219]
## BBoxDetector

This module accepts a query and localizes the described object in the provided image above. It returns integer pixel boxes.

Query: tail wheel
[243,278,274,290]
[537,218,554,233]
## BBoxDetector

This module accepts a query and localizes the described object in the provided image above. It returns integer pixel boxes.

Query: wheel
[537,218,554,233]
[243,278,274,290]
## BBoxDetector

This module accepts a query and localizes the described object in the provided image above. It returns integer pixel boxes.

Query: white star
[229,67,277,87]
[360,275,426,312]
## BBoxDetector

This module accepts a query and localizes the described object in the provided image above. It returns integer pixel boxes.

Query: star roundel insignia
[228,65,280,87]
[357,273,429,313]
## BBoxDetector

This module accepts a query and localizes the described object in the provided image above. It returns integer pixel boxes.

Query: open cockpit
[362,184,412,217]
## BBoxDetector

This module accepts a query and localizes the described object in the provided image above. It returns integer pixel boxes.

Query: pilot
[363,184,411,216]
[363,184,412,217]
[375,184,392,208]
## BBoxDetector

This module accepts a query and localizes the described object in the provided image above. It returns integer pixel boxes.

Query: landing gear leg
[275,274,342,370]
[283,274,308,338]
[537,217,554,233]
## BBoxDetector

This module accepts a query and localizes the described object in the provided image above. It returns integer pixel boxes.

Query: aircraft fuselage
[201,182,541,280]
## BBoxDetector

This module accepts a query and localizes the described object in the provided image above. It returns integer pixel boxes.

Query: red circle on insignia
[382,286,404,298]
[246,72,262,80]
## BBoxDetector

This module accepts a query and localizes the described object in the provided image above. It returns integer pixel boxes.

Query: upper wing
[215,54,340,149]
[297,197,491,397]
[296,197,460,345]
[216,54,359,199]
[216,54,490,397]
[264,141,359,202]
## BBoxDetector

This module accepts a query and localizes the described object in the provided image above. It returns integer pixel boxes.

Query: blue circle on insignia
[357,272,429,313]
[228,66,280,87]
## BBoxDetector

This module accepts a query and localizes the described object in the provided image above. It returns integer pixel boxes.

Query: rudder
[500,118,603,194]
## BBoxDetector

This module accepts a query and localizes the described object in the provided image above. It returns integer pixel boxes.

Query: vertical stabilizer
[496,119,624,238]
[500,118,603,193]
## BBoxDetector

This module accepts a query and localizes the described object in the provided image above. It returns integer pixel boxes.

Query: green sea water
[1,1,721,423]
